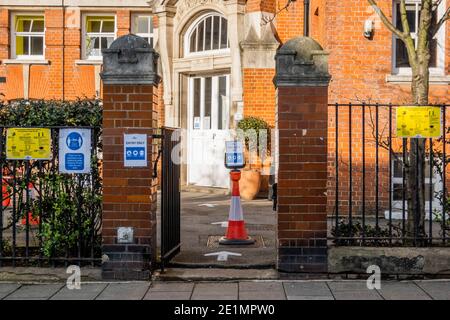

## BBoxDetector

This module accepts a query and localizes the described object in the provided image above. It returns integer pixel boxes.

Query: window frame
[183,12,230,57]
[10,12,45,60]
[81,13,117,61]
[392,0,446,76]
[391,155,443,213]
[131,13,154,47]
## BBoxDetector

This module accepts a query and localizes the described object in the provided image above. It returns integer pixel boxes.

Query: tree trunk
[406,58,430,245]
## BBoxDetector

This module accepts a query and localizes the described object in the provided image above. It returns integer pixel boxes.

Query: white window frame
[392,0,446,76]
[390,155,443,215]
[10,12,45,60]
[81,13,117,61]
[183,12,230,57]
[131,13,154,47]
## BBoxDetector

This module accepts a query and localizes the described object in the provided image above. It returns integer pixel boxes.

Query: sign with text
[225,140,245,169]
[396,106,442,138]
[124,134,147,167]
[59,128,91,174]
[6,128,52,160]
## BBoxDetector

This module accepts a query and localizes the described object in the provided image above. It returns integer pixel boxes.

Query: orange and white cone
[219,170,255,245]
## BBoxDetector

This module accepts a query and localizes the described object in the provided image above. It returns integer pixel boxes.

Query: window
[390,155,442,215]
[132,14,154,47]
[185,13,229,56]
[83,15,116,60]
[392,0,445,75]
[11,14,45,59]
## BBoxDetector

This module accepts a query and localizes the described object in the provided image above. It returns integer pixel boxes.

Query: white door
[188,75,230,188]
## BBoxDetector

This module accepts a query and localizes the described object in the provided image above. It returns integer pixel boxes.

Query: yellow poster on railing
[6,128,52,160]
[396,106,442,138]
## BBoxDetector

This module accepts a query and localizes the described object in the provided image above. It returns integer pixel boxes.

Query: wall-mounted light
[364,19,374,38]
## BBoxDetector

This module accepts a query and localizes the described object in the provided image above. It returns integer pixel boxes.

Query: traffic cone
[219,170,255,245]
[2,178,11,207]
[21,182,39,226]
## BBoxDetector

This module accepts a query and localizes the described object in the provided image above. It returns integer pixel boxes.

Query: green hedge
[0,99,102,127]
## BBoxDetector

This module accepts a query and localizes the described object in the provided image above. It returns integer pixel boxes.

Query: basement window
[11,13,45,60]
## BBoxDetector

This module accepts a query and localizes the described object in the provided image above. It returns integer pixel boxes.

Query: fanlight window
[188,13,229,54]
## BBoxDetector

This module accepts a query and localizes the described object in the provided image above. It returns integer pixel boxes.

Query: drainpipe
[303,0,310,37]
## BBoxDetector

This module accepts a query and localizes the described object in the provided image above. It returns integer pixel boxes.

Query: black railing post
[335,103,339,238]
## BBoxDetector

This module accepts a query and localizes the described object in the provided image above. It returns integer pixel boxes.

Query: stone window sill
[75,59,103,65]
[386,74,450,85]
[2,59,49,65]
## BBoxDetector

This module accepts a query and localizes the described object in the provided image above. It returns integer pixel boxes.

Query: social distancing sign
[59,128,91,174]
[124,134,147,167]
[396,106,441,138]
[6,128,52,160]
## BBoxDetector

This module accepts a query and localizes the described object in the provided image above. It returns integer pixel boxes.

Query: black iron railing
[159,127,181,271]
[329,103,450,246]
[0,126,102,266]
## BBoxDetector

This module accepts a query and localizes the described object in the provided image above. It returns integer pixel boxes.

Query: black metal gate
[159,127,181,271]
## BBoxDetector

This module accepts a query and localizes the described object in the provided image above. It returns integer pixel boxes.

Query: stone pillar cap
[101,34,160,85]
[274,36,331,87]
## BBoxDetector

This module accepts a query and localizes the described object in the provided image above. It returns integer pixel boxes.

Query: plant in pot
[236,116,271,200]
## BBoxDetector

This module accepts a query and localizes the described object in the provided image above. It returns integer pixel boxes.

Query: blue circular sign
[66,132,83,151]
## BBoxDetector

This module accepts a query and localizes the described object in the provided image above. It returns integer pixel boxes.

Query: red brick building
[0,0,448,200]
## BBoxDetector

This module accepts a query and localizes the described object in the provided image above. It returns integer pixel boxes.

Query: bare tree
[368,0,449,243]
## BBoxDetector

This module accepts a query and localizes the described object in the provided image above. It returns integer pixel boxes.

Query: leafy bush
[0,99,102,127]
[237,116,271,168]
[331,220,397,246]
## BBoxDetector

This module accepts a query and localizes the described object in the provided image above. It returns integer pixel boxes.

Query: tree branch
[400,0,411,35]
[432,5,450,36]
[368,0,407,39]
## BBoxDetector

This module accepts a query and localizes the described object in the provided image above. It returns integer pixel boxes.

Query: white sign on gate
[59,128,91,174]
[124,134,147,167]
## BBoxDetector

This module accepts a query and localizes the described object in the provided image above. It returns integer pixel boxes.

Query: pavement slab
[414,281,450,300]
[239,282,286,300]
[4,284,63,300]
[95,282,150,300]
[191,282,238,300]
[284,281,334,300]
[144,282,194,300]
[327,281,383,300]
[0,283,21,299]
[51,283,108,300]
[377,281,432,300]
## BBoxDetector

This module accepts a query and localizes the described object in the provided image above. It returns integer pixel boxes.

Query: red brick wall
[102,84,158,246]
[0,8,153,101]
[325,0,449,103]
[247,0,277,13]
[275,0,304,43]
[277,86,328,273]
[243,68,276,126]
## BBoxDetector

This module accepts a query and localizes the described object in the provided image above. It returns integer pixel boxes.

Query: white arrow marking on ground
[198,203,217,208]
[204,251,242,261]
[211,221,228,228]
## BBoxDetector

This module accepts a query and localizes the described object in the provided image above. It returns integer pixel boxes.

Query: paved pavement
[157,192,277,267]
[0,280,449,300]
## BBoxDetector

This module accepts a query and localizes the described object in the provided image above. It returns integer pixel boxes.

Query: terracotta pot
[239,169,262,200]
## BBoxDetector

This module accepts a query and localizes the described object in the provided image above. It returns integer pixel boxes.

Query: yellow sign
[6,128,52,160]
[396,106,442,138]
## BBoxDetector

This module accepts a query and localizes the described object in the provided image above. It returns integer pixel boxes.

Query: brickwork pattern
[277,86,328,273]
[102,83,158,280]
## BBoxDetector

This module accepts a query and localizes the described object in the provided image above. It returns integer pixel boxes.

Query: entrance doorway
[187,74,231,188]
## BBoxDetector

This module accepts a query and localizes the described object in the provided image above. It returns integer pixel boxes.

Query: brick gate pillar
[274,37,331,273]
[100,34,160,280]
